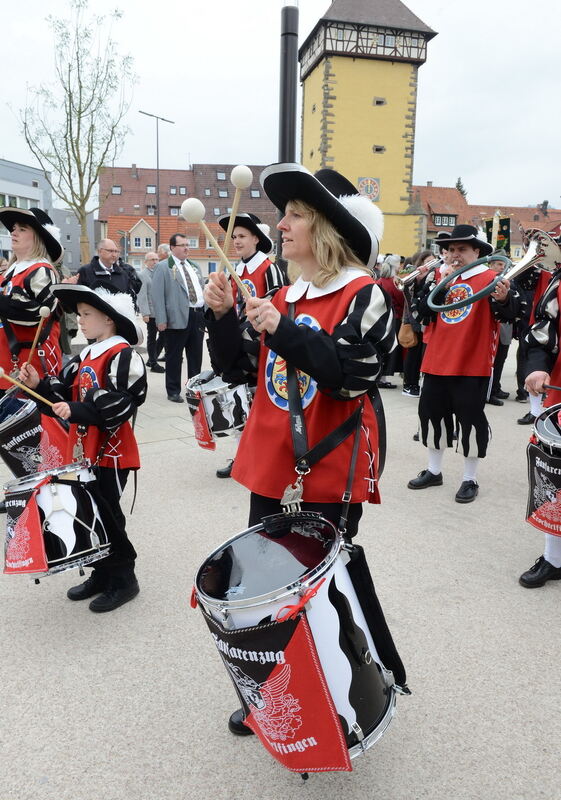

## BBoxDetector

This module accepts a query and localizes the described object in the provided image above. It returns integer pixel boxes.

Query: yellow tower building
[299,0,436,257]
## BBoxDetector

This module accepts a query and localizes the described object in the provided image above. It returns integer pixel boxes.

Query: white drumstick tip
[230,165,253,190]
[39,306,50,319]
[181,198,206,223]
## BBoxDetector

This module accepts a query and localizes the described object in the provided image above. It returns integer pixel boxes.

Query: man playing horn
[407,224,519,503]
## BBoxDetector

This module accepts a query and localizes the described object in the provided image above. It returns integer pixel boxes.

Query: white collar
[285,268,368,301]
[7,260,42,278]
[236,251,268,276]
[80,335,128,361]
[456,264,490,281]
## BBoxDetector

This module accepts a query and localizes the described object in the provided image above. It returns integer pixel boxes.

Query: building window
[337,28,344,41]
[373,97,386,106]
[65,216,72,225]
[147,205,156,215]
[372,145,386,154]
[146,185,156,194]
[112,186,122,194]
[206,238,214,249]
[514,247,522,258]
[170,207,180,216]
[204,188,211,196]
[32,180,39,188]
[134,237,141,248]
[67,252,73,265]
[208,262,217,273]
[218,189,228,198]
[188,237,198,248]
[385,35,396,48]
[216,171,226,180]
[250,189,261,198]
[312,103,316,113]
[227,207,232,213]
[434,215,442,226]
[0,194,6,207]
[66,234,71,241]
[18,198,29,209]
[179,187,186,195]
[170,186,177,195]
[145,237,152,248]
[213,208,220,216]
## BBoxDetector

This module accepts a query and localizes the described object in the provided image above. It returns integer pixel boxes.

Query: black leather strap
[285,304,309,462]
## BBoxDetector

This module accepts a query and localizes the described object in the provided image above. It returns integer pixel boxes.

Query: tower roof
[320,0,436,37]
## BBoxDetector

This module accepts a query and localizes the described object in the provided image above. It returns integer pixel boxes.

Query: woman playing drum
[204,162,396,735]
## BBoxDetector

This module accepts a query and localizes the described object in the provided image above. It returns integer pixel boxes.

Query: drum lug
[394,683,412,696]
[351,722,364,742]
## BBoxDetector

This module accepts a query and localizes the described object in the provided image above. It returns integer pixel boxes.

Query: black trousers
[491,342,510,395]
[90,466,136,584]
[164,310,205,396]
[146,317,164,365]
[249,493,363,540]
[419,374,491,458]
[403,338,424,387]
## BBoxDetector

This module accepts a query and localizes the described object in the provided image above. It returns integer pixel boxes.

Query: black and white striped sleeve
[265,283,396,400]
[526,274,561,374]
[264,262,288,296]
[0,264,59,324]
[83,349,147,430]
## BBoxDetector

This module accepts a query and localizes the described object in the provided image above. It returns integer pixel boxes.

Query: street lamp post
[138,110,175,247]
[278,1,299,164]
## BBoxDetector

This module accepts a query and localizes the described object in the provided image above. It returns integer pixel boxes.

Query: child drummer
[19,284,147,613]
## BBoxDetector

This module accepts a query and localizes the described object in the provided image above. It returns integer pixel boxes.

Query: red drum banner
[526,442,561,536]
[4,487,47,574]
[185,389,216,450]
[202,610,352,773]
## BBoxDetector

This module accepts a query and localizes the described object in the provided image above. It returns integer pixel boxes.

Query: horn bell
[502,230,561,282]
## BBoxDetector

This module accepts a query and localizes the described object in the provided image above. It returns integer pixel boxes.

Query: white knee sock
[463,456,479,482]
[544,533,561,567]
[529,393,543,418]
[427,447,444,475]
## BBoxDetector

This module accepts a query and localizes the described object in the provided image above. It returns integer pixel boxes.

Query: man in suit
[151,233,205,403]
[76,239,142,301]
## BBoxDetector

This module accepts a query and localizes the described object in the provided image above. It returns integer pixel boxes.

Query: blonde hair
[8,227,52,267]
[286,200,368,288]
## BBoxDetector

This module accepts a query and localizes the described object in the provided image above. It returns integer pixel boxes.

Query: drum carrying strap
[285,303,364,534]
[1,311,57,366]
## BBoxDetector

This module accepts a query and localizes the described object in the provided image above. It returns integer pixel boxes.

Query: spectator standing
[76,239,141,301]
[138,251,165,373]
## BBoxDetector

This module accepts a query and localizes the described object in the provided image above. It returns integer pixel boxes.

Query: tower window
[373,145,386,154]
[312,103,316,113]
[373,97,386,106]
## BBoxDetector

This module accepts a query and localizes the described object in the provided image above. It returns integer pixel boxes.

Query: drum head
[196,512,340,610]
[534,404,561,450]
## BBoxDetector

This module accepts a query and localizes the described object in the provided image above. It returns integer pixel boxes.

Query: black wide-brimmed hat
[52,284,141,345]
[0,207,63,263]
[436,224,493,257]
[218,212,273,254]
[260,163,383,269]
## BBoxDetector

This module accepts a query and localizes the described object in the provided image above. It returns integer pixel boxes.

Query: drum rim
[4,459,92,491]
[534,403,561,449]
[195,512,342,611]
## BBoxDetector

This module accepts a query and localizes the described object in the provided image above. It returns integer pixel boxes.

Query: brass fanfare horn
[427,229,561,313]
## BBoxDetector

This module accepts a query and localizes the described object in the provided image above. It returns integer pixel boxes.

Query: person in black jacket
[75,239,142,302]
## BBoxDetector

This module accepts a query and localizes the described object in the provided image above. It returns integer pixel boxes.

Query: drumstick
[222,165,253,261]
[180,198,252,300]
[0,367,55,408]
[25,306,51,366]
[544,384,561,392]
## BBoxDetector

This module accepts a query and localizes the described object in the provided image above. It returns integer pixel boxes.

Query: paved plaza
[1,345,560,800]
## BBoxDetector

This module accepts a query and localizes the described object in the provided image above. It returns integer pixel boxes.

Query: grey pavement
[1,345,560,800]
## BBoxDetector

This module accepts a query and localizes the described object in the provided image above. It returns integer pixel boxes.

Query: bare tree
[21,0,134,263]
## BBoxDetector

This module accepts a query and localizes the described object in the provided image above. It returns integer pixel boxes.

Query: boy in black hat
[19,285,147,612]
[408,225,520,503]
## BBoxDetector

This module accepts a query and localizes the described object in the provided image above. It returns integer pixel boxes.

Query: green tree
[455,177,467,200]
[21,0,135,263]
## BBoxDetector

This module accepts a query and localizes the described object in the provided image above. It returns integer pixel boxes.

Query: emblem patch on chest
[241,278,257,298]
[265,313,320,410]
[79,365,100,400]
[440,283,473,324]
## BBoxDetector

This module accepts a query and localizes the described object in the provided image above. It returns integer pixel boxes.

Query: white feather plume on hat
[92,287,143,345]
[257,223,271,238]
[43,223,61,244]
[339,194,384,243]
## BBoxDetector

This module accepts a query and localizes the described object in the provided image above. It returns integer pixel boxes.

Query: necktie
[180,260,198,304]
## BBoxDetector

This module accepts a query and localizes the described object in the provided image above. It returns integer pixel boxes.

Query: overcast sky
[2,0,559,208]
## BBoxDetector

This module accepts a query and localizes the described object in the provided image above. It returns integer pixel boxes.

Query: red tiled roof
[105,215,228,259]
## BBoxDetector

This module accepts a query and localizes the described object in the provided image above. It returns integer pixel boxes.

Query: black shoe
[407,470,443,489]
[517,412,536,425]
[487,395,504,406]
[89,579,140,613]
[377,380,397,389]
[167,394,184,403]
[67,572,106,601]
[402,385,420,397]
[412,432,420,442]
[150,364,165,373]
[0,500,5,514]
[495,389,510,399]
[455,480,479,503]
[216,460,233,479]
[519,555,561,588]
[228,708,254,737]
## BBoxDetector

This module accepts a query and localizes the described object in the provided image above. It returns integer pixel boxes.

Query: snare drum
[194,512,398,772]
[0,391,68,477]
[527,404,561,533]
[4,461,110,576]
[185,370,252,448]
